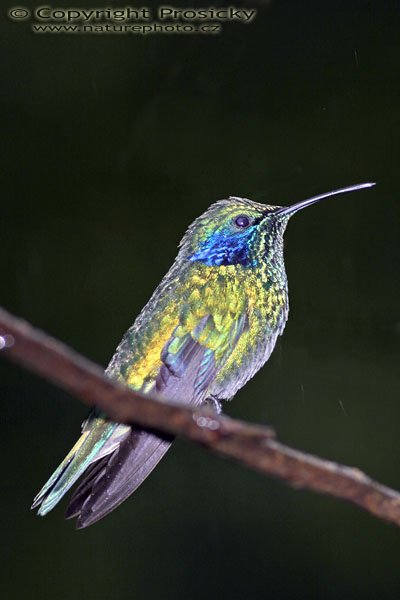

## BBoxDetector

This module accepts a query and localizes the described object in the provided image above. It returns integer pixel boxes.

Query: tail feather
[64,457,108,520]
[32,421,118,516]
[31,431,90,510]
[66,429,173,529]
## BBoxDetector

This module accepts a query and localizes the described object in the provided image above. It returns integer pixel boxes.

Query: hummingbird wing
[65,308,249,528]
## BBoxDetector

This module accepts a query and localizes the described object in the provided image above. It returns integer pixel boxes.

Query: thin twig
[1,306,399,527]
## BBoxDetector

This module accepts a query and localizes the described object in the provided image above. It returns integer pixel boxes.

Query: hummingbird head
[182,197,287,268]
[182,183,375,269]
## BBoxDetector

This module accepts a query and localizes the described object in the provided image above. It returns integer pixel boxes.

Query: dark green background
[1,1,400,598]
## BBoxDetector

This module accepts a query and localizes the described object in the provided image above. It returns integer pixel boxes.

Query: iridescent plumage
[32,183,374,528]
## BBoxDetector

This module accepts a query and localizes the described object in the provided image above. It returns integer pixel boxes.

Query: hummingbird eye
[233,215,251,229]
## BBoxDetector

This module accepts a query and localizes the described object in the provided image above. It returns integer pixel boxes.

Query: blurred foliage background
[1,0,400,598]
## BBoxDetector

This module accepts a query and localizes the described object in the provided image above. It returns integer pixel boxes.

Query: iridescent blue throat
[189,227,258,267]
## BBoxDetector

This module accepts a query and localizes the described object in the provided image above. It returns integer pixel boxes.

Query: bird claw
[204,396,222,414]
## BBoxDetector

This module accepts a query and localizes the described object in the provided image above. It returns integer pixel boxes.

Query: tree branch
[0,306,399,527]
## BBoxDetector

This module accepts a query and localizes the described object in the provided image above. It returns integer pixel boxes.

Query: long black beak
[275,182,376,217]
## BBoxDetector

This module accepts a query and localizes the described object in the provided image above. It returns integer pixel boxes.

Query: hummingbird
[32,182,375,528]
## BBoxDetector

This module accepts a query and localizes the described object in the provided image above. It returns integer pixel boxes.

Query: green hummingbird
[32,182,375,528]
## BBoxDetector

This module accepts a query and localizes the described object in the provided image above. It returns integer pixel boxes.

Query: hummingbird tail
[65,429,173,529]
[31,421,118,516]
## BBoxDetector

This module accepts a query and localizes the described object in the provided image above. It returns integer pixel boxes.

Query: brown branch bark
[1,306,399,527]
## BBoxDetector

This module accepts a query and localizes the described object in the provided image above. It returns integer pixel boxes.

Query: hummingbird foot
[203,396,222,414]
